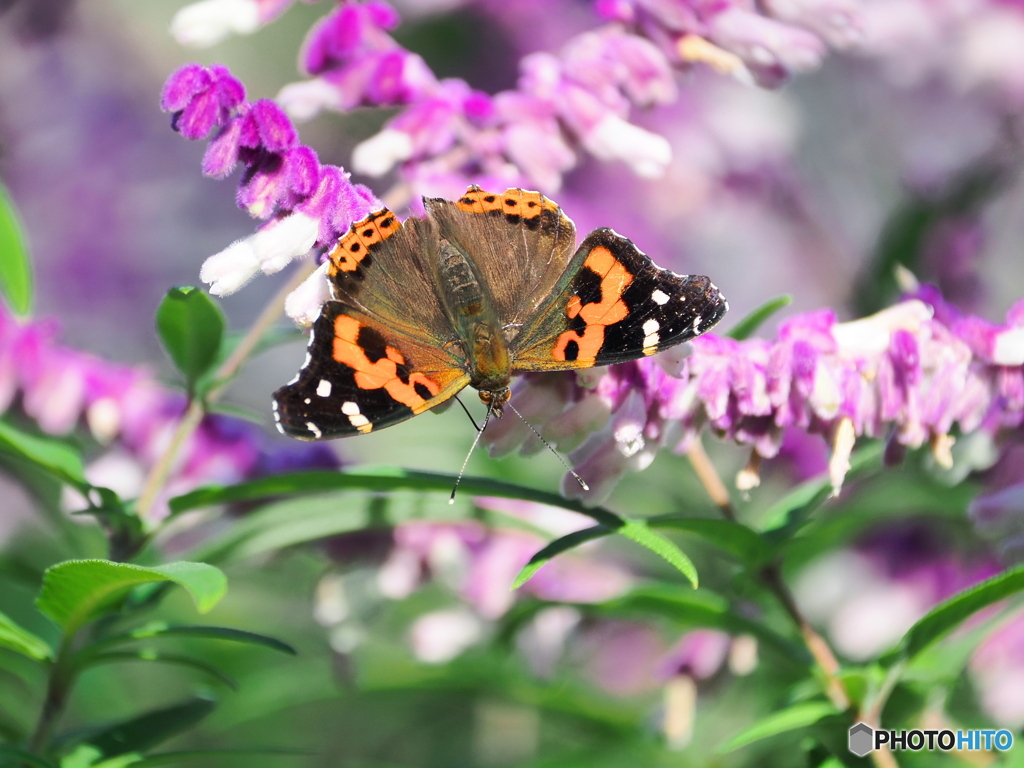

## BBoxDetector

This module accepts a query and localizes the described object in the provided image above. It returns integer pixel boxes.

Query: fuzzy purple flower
[0,304,339,518]
[486,291,1024,504]
[161,63,382,320]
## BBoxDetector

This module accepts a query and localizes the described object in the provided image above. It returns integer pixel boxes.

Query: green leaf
[111,749,310,767]
[0,183,33,316]
[0,608,53,660]
[882,563,1024,666]
[0,419,87,489]
[155,287,225,393]
[0,745,55,768]
[617,519,698,587]
[37,560,227,636]
[515,521,699,589]
[513,526,611,589]
[650,517,770,566]
[515,517,766,589]
[760,442,883,541]
[600,585,809,664]
[93,622,296,655]
[169,467,622,529]
[719,701,838,752]
[726,294,793,341]
[173,467,697,585]
[80,696,217,759]
[77,650,237,690]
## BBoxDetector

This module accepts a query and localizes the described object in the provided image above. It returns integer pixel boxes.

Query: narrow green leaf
[516,521,698,589]
[82,696,217,759]
[513,526,611,589]
[719,701,837,752]
[649,517,769,566]
[155,287,225,392]
[601,585,809,664]
[760,442,883,538]
[617,519,698,587]
[175,468,696,583]
[882,564,1024,666]
[99,622,296,655]
[37,560,227,636]
[77,650,237,690]
[0,183,33,316]
[0,745,54,768]
[0,419,86,489]
[169,467,622,529]
[117,749,310,767]
[0,608,53,660]
[515,517,766,590]
[726,294,793,341]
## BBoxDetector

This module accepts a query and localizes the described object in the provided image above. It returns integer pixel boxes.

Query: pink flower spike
[250,99,298,152]
[161,64,212,112]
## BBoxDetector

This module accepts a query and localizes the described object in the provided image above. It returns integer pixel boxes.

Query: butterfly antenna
[506,402,589,492]
[450,401,493,505]
[453,395,480,431]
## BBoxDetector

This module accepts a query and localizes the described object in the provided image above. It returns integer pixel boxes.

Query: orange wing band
[332,315,442,412]
[455,186,559,220]
[553,246,633,363]
[327,208,401,275]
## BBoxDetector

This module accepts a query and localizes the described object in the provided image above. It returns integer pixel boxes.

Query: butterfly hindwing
[273,301,470,439]
[511,228,728,370]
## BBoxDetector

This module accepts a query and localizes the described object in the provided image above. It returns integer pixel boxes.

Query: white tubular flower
[584,115,672,178]
[171,0,261,48]
[277,78,344,123]
[285,261,331,327]
[252,212,319,274]
[199,238,261,296]
[200,212,318,296]
[352,129,415,177]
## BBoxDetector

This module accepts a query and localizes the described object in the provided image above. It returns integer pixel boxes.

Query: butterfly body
[436,239,512,412]
[273,186,728,440]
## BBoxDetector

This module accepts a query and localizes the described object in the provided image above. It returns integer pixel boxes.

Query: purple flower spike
[160,64,212,112]
[164,64,246,140]
[250,98,298,152]
[484,293,1024,505]
[162,63,383,310]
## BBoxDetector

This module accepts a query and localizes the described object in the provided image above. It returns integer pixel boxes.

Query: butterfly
[273,186,728,440]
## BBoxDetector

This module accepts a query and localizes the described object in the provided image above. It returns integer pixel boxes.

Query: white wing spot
[643,318,660,354]
[693,315,702,331]
[341,401,370,431]
[304,398,311,404]
[317,379,332,398]
[651,289,669,305]
[305,421,323,439]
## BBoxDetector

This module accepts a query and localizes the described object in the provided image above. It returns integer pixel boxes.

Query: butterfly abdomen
[436,242,512,405]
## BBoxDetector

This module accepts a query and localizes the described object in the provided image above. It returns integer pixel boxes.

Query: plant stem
[681,439,906,764]
[135,260,317,521]
[25,638,74,760]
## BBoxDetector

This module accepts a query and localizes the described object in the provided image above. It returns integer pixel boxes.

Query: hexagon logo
[849,722,874,757]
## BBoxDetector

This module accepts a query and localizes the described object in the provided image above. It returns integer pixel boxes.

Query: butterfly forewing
[327,208,455,343]
[511,228,728,370]
[424,187,577,329]
[273,302,470,440]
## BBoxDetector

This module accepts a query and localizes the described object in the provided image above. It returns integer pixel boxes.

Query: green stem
[25,638,74,759]
[134,260,317,522]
